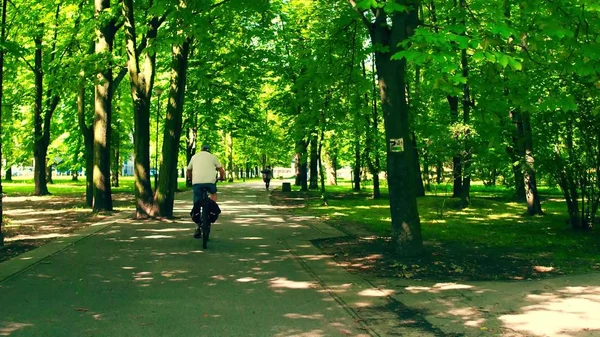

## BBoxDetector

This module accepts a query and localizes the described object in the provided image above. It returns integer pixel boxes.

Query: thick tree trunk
[309,134,319,189]
[436,161,443,184]
[5,168,11,181]
[368,3,422,256]
[157,39,190,218]
[447,95,462,198]
[522,111,543,215]
[92,0,115,211]
[123,0,161,217]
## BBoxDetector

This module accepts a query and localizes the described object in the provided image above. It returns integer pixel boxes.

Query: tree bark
[309,133,319,189]
[33,36,50,196]
[77,68,94,207]
[354,1,422,256]
[157,39,190,218]
[459,31,471,208]
[353,138,361,191]
[447,95,462,198]
[93,0,116,212]
[522,111,543,215]
[122,0,162,217]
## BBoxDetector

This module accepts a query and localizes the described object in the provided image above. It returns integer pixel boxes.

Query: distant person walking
[261,166,273,190]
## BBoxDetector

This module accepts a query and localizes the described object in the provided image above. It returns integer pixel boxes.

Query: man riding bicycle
[187,144,225,239]
[187,144,226,203]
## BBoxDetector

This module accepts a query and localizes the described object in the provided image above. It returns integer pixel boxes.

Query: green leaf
[384,2,408,13]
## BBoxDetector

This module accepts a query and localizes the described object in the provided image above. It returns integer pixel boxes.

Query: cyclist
[187,144,225,239]
[186,144,226,203]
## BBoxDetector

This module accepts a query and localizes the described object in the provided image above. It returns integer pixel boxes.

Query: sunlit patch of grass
[273,182,600,280]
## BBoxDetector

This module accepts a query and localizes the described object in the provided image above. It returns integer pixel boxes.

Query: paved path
[4,182,600,337]
[0,182,395,337]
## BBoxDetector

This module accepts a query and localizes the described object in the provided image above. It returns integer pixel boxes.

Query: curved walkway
[0,182,399,337]
[3,182,599,337]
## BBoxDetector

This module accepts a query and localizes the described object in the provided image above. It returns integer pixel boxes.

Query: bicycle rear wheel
[202,206,209,249]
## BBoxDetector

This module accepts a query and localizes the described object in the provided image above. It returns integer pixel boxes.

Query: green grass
[275,182,600,280]
[2,176,192,196]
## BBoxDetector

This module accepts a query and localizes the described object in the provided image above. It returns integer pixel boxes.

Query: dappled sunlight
[236,277,258,283]
[269,277,316,290]
[298,254,332,261]
[283,313,324,320]
[140,235,176,239]
[358,288,395,297]
[274,329,324,337]
[500,286,600,337]
[0,322,34,336]
[5,233,73,242]
[137,228,189,233]
[405,283,474,294]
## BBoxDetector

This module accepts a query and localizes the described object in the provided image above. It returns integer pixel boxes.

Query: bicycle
[190,179,222,249]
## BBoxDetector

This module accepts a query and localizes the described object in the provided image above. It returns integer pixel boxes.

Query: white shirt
[187,151,222,184]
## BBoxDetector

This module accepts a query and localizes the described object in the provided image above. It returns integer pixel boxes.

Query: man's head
[201,144,210,152]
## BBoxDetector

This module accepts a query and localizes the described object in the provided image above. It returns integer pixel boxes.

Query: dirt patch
[0,193,134,263]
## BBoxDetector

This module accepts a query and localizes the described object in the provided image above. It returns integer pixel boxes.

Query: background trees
[0,0,599,253]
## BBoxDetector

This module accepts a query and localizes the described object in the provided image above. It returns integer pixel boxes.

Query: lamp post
[154,88,163,191]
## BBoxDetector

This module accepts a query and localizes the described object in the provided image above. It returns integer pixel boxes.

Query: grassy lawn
[1,176,190,196]
[271,181,600,281]
[0,176,235,263]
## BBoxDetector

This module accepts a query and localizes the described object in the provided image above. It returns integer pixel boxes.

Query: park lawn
[1,176,190,196]
[0,176,219,263]
[272,182,600,281]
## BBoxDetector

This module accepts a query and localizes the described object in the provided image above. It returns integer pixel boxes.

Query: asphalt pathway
[0,182,373,337]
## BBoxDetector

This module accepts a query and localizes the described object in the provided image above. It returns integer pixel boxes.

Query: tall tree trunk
[122,0,162,217]
[299,140,308,191]
[436,160,443,184]
[459,27,471,208]
[504,0,526,202]
[522,111,543,215]
[227,133,234,182]
[355,2,422,256]
[353,139,361,191]
[93,0,116,212]
[365,57,381,199]
[326,150,338,186]
[157,39,190,217]
[33,37,50,196]
[309,133,318,189]
[447,95,462,197]
[78,74,94,207]
[112,133,120,187]
[185,119,197,187]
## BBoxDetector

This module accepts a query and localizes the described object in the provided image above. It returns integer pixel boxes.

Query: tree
[349,0,423,256]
